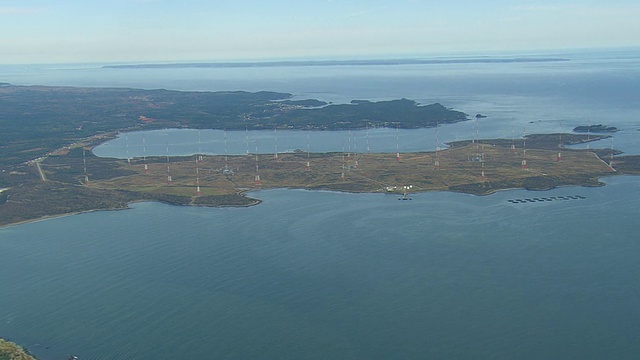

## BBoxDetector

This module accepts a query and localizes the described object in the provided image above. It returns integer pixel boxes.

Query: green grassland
[85,141,616,197]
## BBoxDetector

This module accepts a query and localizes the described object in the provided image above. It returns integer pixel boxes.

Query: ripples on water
[1,177,640,359]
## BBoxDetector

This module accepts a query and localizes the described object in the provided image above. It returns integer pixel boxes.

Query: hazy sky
[1,0,639,64]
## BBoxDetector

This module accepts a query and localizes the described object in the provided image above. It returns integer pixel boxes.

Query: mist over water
[1,49,640,359]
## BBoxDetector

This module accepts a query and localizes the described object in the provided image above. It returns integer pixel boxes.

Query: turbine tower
[245,126,250,156]
[274,126,279,160]
[396,124,401,162]
[434,123,440,169]
[254,141,262,185]
[166,143,173,185]
[353,130,358,155]
[82,148,89,185]
[556,135,563,161]
[511,121,516,152]
[196,130,204,163]
[586,119,591,150]
[474,114,479,150]
[521,127,528,170]
[306,134,311,171]
[125,134,131,165]
[195,166,201,196]
[609,137,615,170]
[142,134,149,173]
[224,129,229,172]
[347,129,352,159]
[556,121,563,161]
[366,125,371,153]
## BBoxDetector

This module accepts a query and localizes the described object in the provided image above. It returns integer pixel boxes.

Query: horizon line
[2,45,639,67]
[102,57,571,70]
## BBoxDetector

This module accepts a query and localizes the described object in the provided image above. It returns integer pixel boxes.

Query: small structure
[399,185,413,200]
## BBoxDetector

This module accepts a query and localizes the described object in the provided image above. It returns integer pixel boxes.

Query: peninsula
[1,84,639,227]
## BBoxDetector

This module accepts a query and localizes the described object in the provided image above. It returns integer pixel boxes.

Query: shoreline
[0,206,130,229]
[1,131,630,229]
[1,174,630,229]
[0,192,264,229]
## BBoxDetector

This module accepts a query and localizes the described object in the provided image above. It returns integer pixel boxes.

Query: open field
[87,143,615,198]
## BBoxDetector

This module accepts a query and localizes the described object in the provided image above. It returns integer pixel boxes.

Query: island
[573,124,618,133]
[1,84,639,228]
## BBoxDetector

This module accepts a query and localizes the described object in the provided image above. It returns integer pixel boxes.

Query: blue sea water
[1,178,640,359]
[74,48,637,157]
[1,48,640,359]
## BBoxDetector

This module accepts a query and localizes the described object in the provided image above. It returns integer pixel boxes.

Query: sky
[1,0,639,64]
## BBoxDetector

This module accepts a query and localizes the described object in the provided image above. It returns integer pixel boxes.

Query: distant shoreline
[103,57,569,69]
[0,195,262,229]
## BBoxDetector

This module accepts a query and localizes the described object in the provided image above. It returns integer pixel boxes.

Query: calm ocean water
[1,49,640,359]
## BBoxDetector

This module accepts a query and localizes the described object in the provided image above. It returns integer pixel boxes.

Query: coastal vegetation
[0,85,465,167]
[0,338,36,360]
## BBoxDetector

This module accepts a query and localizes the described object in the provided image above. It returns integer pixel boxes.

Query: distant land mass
[573,124,618,133]
[102,57,570,69]
[279,99,328,107]
[0,84,466,167]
